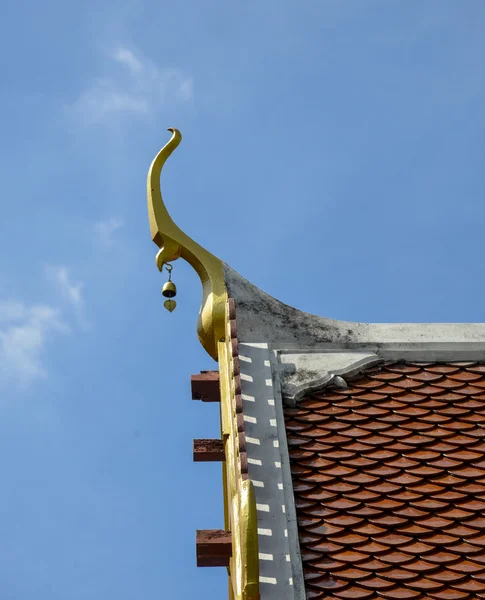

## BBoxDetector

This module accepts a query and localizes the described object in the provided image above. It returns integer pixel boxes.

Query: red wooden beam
[193,439,225,462]
[196,529,232,567]
[191,370,220,402]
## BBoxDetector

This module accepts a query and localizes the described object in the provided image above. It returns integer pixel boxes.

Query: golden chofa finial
[147,128,227,359]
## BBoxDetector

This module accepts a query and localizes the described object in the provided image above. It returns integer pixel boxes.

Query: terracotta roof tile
[286,362,485,600]
[386,364,422,374]
[426,365,461,374]
[429,590,469,600]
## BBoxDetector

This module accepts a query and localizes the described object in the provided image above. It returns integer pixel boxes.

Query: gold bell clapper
[162,264,177,312]
[164,299,176,312]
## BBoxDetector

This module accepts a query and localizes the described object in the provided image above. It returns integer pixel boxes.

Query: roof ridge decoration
[147,128,226,359]
[147,132,260,599]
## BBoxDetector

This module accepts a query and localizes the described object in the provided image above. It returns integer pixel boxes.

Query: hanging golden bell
[164,299,176,312]
[162,280,177,298]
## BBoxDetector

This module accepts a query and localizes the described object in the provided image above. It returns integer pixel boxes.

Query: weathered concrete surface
[277,351,381,405]
[224,264,485,355]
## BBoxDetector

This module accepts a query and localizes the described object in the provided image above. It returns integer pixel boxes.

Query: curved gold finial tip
[167,127,182,142]
[147,127,227,359]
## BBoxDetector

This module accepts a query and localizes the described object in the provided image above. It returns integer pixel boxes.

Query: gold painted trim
[147,128,226,359]
[219,332,259,600]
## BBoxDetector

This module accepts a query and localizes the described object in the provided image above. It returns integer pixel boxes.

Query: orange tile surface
[284,362,485,600]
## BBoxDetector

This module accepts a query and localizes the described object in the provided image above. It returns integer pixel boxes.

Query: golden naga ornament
[147,128,226,358]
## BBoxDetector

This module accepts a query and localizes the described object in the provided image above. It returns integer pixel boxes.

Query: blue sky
[1,1,484,598]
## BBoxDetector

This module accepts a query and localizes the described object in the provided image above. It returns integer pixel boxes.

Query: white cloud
[0,301,68,384]
[0,266,86,385]
[46,266,84,312]
[0,301,29,323]
[45,266,88,330]
[68,46,193,125]
[70,79,149,124]
[112,47,143,74]
[94,216,123,247]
